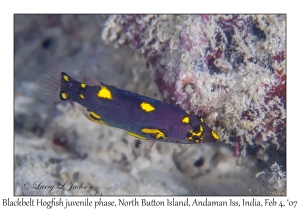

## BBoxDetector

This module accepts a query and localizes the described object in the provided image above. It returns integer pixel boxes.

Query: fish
[40,62,219,158]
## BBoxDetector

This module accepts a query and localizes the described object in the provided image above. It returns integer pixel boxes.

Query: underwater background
[14,14,286,195]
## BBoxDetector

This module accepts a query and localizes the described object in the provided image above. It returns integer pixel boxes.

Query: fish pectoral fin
[137,139,156,161]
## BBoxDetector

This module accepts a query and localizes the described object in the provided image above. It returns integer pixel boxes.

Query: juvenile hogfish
[40,63,219,158]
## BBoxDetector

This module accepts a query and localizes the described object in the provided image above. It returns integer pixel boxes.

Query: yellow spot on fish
[97,86,112,100]
[127,132,147,140]
[200,118,205,123]
[81,83,86,88]
[63,75,69,82]
[79,94,84,99]
[83,112,108,126]
[188,125,204,141]
[212,131,219,140]
[141,128,166,139]
[61,92,67,100]
[182,116,190,123]
[90,117,107,125]
[90,112,101,119]
[140,102,155,112]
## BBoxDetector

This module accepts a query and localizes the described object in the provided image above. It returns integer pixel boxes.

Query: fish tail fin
[38,55,65,102]
[39,66,62,102]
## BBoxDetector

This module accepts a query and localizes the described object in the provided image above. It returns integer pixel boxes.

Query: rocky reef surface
[14,15,286,195]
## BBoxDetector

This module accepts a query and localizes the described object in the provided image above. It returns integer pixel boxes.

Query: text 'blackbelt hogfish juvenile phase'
[40,61,219,158]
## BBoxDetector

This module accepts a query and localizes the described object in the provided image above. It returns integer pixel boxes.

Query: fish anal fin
[77,104,108,126]
[77,104,89,116]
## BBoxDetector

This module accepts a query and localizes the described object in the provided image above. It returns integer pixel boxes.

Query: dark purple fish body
[41,69,219,145]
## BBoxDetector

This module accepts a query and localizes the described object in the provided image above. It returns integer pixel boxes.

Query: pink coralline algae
[102,15,286,157]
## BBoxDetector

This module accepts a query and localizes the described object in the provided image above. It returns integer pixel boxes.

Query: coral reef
[14,15,286,196]
[102,14,286,158]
